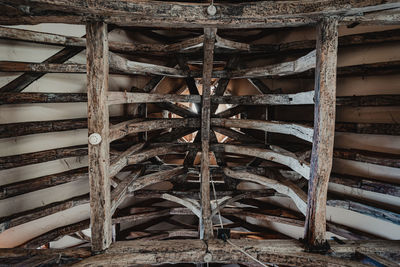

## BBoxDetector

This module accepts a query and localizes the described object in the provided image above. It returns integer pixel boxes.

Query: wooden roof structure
[0,0,399,266]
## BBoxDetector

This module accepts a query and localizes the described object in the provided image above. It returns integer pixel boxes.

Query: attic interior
[0,1,399,266]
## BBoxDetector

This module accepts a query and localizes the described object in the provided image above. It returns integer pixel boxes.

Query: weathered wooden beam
[73,239,400,267]
[109,143,145,178]
[211,118,314,142]
[336,94,400,106]
[211,91,314,105]
[0,26,204,53]
[212,105,245,118]
[107,92,201,105]
[327,199,400,225]
[210,57,239,114]
[304,17,338,251]
[176,55,202,112]
[110,118,200,142]
[86,21,111,252]
[212,144,310,179]
[329,174,400,198]
[248,78,276,94]
[111,168,144,214]
[335,122,400,135]
[2,0,399,28]
[199,27,216,240]
[183,132,201,167]
[223,168,307,215]
[0,247,91,259]
[0,194,89,233]
[22,220,90,249]
[109,52,185,77]
[160,193,201,218]
[151,127,198,142]
[155,102,199,118]
[128,143,197,165]
[333,149,400,168]
[212,127,263,144]
[128,167,186,193]
[229,50,316,78]
[0,167,87,200]
[0,145,87,170]
[0,92,87,104]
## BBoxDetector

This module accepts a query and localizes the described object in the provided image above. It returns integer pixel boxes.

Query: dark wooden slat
[333,149,400,168]
[0,145,87,170]
[335,122,400,135]
[176,55,201,113]
[305,17,338,251]
[0,167,87,200]
[86,21,112,252]
[0,92,87,104]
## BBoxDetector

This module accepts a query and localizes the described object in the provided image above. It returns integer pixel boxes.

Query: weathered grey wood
[212,105,246,118]
[211,91,314,105]
[0,194,89,233]
[327,199,400,225]
[356,251,399,267]
[329,174,400,198]
[229,50,316,78]
[0,167,87,200]
[200,28,216,240]
[128,167,185,193]
[86,21,111,252]
[336,94,400,106]
[211,118,314,142]
[128,143,197,165]
[335,122,400,135]
[109,52,185,77]
[333,149,400,168]
[212,127,263,144]
[22,220,90,249]
[0,26,204,53]
[0,61,86,73]
[111,168,144,214]
[212,144,310,179]
[305,17,338,250]
[223,168,307,215]
[155,102,199,118]
[110,118,200,141]
[0,247,91,259]
[109,143,145,178]
[183,132,201,167]
[0,92,87,104]
[107,92,201,105]
[176,55,202,112]
[160,193,201,218]
[0,145,87,170]
[2,0,399,28]
[73,239,397,267]
[151,127,198,142]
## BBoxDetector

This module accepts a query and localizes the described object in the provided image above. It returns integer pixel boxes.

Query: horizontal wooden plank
[107,92,201,105]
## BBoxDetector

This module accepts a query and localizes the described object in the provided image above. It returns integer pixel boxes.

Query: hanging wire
[210,177,277,267]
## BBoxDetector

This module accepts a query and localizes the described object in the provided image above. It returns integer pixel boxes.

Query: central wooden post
[200,28,216,240]
[86,21,112,252]
[304,17,338,250]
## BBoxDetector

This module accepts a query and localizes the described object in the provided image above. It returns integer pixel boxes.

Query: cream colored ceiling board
[0,156,87,186]
[326,206,400,240]
[336,74,400,96]
[338,42,400,67]
[336,106,400,124]
[334,132,400,154]
[333,158,400,184]
[0,129,87,157]
[328,183,400,209]
[0,103,124,124]
[0,203,89,248]
[6,24,85,37]
[0,178,88,217]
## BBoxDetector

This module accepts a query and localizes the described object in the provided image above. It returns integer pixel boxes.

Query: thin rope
[210,176,223,228]
[226,239,275,267]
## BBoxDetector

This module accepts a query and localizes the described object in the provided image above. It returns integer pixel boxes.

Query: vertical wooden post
[86,21,112,252]
[200,27,216,240]
[304,17,338,251]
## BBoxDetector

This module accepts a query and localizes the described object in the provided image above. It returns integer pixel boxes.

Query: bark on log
[211,118,314,142]
[107,92,201,105]
[86,21,111,252]
[304,17,338,250]
[200,27,216,240]
[0,145,87,170]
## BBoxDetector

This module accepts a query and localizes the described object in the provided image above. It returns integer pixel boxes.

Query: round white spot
[204,253,213,262]
[88,133,102,145]
[207,5,217,16]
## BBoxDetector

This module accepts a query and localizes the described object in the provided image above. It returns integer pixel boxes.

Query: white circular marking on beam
[204,253,213,263]
[207,5,217,16]
[88,133,102,145]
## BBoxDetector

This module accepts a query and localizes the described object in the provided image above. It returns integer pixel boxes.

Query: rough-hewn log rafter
[304,17,338,250]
